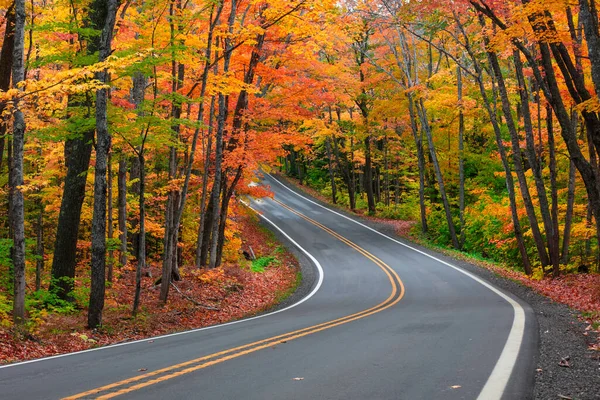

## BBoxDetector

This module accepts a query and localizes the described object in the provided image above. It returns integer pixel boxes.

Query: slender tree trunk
[216,167,243,265]
[117,157,127,267]
[514,52,556,269]
[88,0,119,329]
[406,94,428,234]
[457,64,466,249]
[10,0,26,324]
[132,153,145,315]
[196,97,215,268]
[207,0,236,270]
[208,94,226,269]
[107,151,114,283]
[35,201,43,292]
[159,0,186,302]
[417,98,459,248]
[547,106,561,277]
[325,137,337,204]
[562,160,577,263]
[364,134,376,214]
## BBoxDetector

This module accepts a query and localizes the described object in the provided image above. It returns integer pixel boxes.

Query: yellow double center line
[63,199,404,399]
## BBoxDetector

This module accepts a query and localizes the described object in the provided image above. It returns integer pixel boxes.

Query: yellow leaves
[208,72,259,97]
[575,97,600,114]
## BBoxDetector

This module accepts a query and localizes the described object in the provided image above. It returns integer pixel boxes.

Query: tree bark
[513,51,555,269]
[457,64,465,249]
[107,151,114,283]
[88,0,119,329]
[406,94,428,234]
[457,14,532,273]
[325,137,338,204]
[117,157,127,267]
[488,49,552,267]
[10,0,26,323]
[547,106,561,276]
[417,98,460,248]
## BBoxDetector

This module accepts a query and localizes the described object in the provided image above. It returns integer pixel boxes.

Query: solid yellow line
[63,199,404,400]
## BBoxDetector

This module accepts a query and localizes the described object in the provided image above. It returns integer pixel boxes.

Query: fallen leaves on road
[558,357,571,368]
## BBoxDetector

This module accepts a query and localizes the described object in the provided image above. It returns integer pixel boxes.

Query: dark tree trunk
[364,135,376,214]
[50,0,106,301]
[107,151,114,283]
[514,52,555,269]
[417,98,459,248]
[0,3,15,172]
[196,97,215,268]
[325,137,337,204]
[458,15,532,273]
[562,161,576,264]
[159,0,186,302]
[406,94,428,235]
[547,106,561,277]
[132,153,145,315]
[208,0,237,269]
[117,157,127,267]
[488,49,552,267]
[88,0,119,329]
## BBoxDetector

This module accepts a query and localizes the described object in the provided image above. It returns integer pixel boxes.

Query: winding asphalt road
[0,173,536,399]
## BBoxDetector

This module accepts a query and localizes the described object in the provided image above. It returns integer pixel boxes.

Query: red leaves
[0,213,299,365]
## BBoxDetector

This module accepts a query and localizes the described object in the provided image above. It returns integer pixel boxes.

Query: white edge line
[266,172,525,400]
[0,210,324,370]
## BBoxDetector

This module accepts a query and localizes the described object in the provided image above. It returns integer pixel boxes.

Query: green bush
[251,256,275,273]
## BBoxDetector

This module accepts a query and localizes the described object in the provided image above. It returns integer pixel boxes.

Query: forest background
[0,0,599,342]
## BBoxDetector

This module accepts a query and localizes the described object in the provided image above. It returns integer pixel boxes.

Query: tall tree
[88,0,120,329]
[10,0,26,323]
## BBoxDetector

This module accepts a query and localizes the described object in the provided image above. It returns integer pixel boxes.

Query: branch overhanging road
[0,173,536,400]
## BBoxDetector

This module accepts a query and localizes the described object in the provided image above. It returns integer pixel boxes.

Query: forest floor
[275,173,600,400]
[0,210,300,365]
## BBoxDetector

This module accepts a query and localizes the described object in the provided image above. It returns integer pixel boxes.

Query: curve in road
[0,172,536,400]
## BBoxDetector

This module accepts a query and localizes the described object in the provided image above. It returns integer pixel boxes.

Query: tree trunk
[208,93,226,269]
[0,3,15,172]
[417,98,459,248]
[10,0,26,324]
[364,135,376,214]
[107,151,114,283]
[196,97,215,268]
[325,137,337,204]
[117,157,127,267]
[132,153,145,315]
[562,160,576,264]
[406,94,428,234]
[159,0,186,302]
[458,15,532,272]
[514,51,556,269]
[488,49,552,267]
[457,64,465,249]
[88,0,119,329]
[35,202,43,292]
[547,106,561,277]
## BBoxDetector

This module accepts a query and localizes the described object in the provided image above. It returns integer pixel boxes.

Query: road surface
[0,173,536,399]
